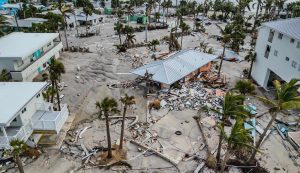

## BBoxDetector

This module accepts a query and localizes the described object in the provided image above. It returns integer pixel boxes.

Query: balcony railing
[0,122,33,149]
[0,104,69,149]
[10,42,63,81]
[32,104,69,132]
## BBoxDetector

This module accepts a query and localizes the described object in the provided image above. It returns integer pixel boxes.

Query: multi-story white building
[0,32,63,81]
[0,82,69,149]
[251,18,300,89]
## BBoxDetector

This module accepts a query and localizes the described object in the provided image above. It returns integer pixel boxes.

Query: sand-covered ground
[7,13,300,173]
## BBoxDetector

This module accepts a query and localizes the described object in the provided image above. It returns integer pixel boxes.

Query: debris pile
[159,81,224,113]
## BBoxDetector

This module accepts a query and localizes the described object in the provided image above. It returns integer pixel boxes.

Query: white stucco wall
[251,26,300,89]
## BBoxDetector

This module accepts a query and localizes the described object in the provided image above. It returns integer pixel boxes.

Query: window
[268,30,275,43]
[264,45,271,58]
[12,118,17,122]
[47,42,52,47]
[274,50,278,56]
[43,63,47,68]
[286,57,290,61]
[297,42,300,48]
[292,61,297,68]
[290,38,295,43]
[278,33,283,39]
[36,93,40,98]
[21,107,27,113]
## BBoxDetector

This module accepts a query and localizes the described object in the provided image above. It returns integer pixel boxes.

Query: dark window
[278,33,283,39]
[43,63,47,68]
[268,30,275,42]
[290,38,295,43]
[286,57,290,61]
[12,118,17,122]
[36,93,40,98]
[264,45,271,58]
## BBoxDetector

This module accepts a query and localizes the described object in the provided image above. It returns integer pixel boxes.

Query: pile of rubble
[159,81,224,114]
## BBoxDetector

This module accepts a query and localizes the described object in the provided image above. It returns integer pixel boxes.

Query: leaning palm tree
[49,59,65,111]
[208,91,247,164]
[96,97,119,159]
[248,79,300,162]
[220,118,253,173]
[179,20,190,49]
[6,139,27,173]
[217,31,231,77]
[119,94,135,150]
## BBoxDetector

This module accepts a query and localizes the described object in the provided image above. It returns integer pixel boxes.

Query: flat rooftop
[0,32,59,60]
[0,82,47,126]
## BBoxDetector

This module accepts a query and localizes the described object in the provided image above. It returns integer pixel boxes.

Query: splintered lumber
[106,116,137,119]
[79,126,92,139]
[255,124,271,145]
[128,115,139,127]
[194,162,205,173]
[81,143,89,156]
[130,140,179,170]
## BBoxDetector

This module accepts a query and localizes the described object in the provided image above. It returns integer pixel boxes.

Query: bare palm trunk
[119,105,127,149]
[15,154,24,173]
[218,43,226,77]
[63,17,69,50]
[55,81,61,111]
[105,114,113,158]
[74,14,79,37]
[220,149,230,173]
[248,111,276,162]
[14,12,20,31]
[85,16,88,36]
[248,58,254,79]
[216,133,223,163]
[51,80,55,103]
[181,32,183,49]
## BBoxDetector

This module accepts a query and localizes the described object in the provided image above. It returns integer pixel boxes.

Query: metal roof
[0,32,59,59]
[0,82,47,126]
[262,18,300,41]
[131,49,217,85]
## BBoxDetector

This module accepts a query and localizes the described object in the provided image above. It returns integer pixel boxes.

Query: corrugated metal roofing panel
[263,18,300,41]
[131,49,217,85]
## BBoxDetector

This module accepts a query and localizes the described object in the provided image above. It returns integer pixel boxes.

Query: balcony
[10,42,63,81]
[0,104,69,149]
[0,123,33,149]
[32,104,69,132]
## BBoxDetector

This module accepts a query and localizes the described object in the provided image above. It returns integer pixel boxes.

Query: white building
[0,32,63,81]
[0,82,69,149]
[251,18,300,89]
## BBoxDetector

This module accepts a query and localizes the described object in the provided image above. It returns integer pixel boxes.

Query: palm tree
[6,139,27,173]
[83,6,93,36]
[96,97,119,159]
[248,79,300,162]
[0,15,10,37]
[49,59,65,111]
[234,79,256,96]
[119,94,135,150]
[244,50,256,79]
[217,33,231,77]
[125,33,136,47]
[42,86,57,103]
[208,92,247,164]
[114,22,124,45]
[0,69,9,81]
[179,20,190,49]
[149,39,160,51]
[220,118,253,173]
[57,0,72,49]
[194,114,217,169]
